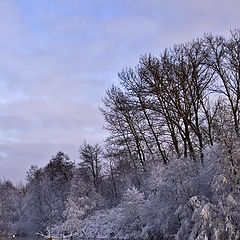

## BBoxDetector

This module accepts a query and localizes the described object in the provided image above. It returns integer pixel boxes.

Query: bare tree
[101,86,147,170]
[118,67,168,163]
[206,29,240,136]
[79,142,102,191]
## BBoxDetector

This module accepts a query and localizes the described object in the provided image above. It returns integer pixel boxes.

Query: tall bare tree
[206,29,240,136]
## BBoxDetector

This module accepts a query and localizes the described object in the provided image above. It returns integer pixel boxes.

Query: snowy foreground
[49,146,239,240]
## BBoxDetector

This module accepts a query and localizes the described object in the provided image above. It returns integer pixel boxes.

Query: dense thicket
[1,30,240,240]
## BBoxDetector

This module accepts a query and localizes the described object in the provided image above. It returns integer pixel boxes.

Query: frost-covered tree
[61,198,83,234]
[25,152,74,232]
[121,186,145,221]
[0,180,18,234]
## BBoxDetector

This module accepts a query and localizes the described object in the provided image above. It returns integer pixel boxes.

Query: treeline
[102,29,240,166]
[0,147,105,234]
[0,30,240,239]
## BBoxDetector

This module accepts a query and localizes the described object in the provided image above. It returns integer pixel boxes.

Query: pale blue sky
[0,0,239,183]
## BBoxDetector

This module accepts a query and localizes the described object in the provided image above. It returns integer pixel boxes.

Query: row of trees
[101,29,240,177]
[0,143,104,234]
[0,30,239,239]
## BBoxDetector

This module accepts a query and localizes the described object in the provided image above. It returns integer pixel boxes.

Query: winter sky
[0,0,240,183]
